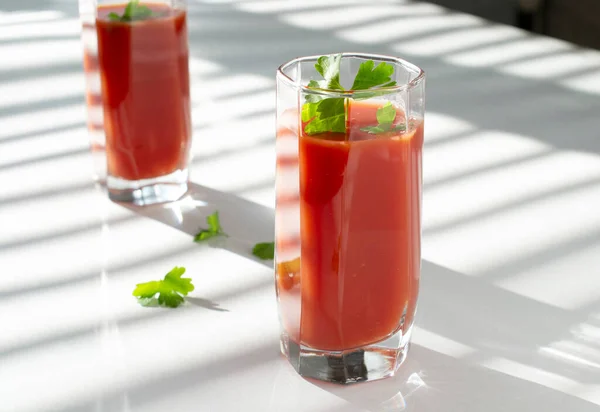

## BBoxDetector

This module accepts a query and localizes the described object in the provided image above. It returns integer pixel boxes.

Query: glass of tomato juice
[84,0,192,205]
[275,53,425,383]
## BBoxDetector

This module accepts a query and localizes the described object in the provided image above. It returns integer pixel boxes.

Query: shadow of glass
[307,337,599,412]
[122,182,274,270]
[316,343,600,412]
[269,341,600,412]
[62,253,594,412]
[419,261,600,384]
[286,259,600,410]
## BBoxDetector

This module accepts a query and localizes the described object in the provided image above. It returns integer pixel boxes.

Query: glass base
[107,168,188,206]
[280,326,412,384]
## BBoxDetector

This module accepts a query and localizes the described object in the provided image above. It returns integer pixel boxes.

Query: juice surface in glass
[96,3,191,181]
[276,100,423,351]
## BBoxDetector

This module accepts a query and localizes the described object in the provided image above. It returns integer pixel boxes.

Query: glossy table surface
[1,0,600,411]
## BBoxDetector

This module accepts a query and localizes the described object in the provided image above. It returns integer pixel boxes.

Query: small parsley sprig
[108,0,153,22]
[253,242,275,260]
[194,211,226,242]
[351,60,397,91]
[306,54,344,98]
[360,102,406,134]
[132,266,193,308]
[303,54,398,136]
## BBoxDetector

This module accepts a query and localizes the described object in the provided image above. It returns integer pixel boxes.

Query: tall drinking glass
[275,53,425,383]
[80,0,192,205]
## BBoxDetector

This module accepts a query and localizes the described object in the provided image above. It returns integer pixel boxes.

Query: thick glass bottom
[280,326,413,384]
[107,168,188,205]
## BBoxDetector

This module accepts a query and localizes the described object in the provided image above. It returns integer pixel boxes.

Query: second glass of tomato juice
[275,53,425,383]
[94,0,192,204]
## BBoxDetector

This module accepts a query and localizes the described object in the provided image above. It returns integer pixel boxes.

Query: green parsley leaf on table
[108,0,153,22]
[360,102,406,135]
[194,211,226,242]
[253,242,275,260]
[132,266,194,308]
[303,54,398,135]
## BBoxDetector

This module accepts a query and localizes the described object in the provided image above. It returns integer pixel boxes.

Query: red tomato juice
[96,3,191,181]
[276,101,423,351]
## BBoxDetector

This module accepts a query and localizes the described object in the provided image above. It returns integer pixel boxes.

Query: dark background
[425,0,600,50]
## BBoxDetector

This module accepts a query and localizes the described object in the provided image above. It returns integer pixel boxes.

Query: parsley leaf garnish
[304,98,346,134]
[132,266,194,308]
[108,0,153,22]
[360,102,406,134]
[351,60,396,90]
[194,211,226,242]
[253,242,275,260]
[303,54,398,135]
[308,55,344,94]
[376,102,397,123]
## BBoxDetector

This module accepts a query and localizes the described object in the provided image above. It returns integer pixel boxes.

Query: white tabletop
[2,0,600,411]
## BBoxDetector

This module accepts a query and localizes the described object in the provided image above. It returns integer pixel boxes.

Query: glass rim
[276,52,425,98]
